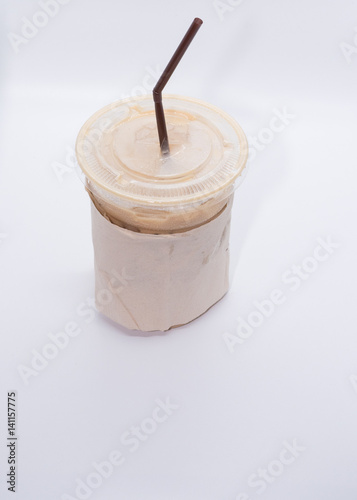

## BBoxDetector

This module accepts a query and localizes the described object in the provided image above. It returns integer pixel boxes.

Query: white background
[1,0,357,499]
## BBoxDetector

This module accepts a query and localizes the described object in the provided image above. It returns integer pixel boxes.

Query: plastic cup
[76,94,248,331]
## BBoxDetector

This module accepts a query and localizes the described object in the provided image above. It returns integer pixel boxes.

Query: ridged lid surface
[76,95,248,207]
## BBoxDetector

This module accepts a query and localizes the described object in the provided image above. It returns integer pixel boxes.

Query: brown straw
[153,17,203,154]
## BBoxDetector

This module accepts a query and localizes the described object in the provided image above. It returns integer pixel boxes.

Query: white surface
[1,1,357,499]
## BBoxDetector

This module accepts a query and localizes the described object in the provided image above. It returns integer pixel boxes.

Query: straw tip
[194,17,203,25]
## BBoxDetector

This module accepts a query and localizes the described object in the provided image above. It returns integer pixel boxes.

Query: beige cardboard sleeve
[90,199,232,332]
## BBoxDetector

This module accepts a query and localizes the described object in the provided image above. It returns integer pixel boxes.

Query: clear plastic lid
[76,95,248,208]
